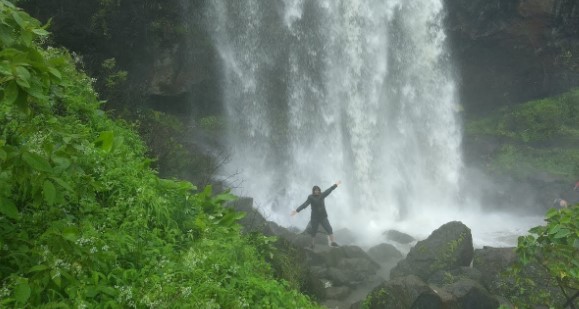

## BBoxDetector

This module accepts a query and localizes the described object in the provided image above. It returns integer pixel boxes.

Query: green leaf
[0,197,19,219]
[25,82,47,101]
[50,269,61,287]
[545,208,558,219]
[2,0,15,8]
[22,151,52,172]
[50,177,73,192]
[2,81,19,105]
[553,228,571,239]
[61,226,78,242]
[52,155,71,170]
[31,28,49,36]
[11,11,27,28]
[548,225,561,236]
[43,180,56,206]
[14,282,31,304]
[47,67,61,80]
[28,265,49,273]
[212,192,237,204]
[0,62,11,75]
[99,286,118,297]
[14,66,30,88]
[95,130,114,152]
[86,286,98,298]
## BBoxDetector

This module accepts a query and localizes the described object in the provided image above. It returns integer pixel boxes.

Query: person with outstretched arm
[291,180,341,249]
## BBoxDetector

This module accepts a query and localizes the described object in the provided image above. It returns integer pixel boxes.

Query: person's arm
[291,197,311,216]
[321,180,341,198]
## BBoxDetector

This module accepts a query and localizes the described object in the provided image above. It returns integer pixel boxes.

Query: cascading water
[207,0,543,247]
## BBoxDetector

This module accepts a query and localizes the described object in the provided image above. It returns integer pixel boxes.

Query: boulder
[443,278,500,309]
[367,243,404,264]
[472,246,517,293]
[313,246,382,286]
[427,267,482,286]
[390,221,474,281]
[325,285,350,300]
[362,275,446,309]
[334,228,357,246]
[384,229,416,244]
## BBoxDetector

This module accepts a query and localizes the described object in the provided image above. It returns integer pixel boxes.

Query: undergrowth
[0,1,320,307]
[466,89,579,180]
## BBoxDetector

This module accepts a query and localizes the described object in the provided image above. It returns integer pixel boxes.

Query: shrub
[0,2,320,307]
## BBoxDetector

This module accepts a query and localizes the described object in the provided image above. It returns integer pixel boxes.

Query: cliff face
[21,0,579,119]
[20,0,220,116]
[445,0,579,115]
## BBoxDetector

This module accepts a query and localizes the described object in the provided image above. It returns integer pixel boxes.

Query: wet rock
[384,229,415,244]
[367,243,404,264]
[472,246,517,293]
[363,275,445,309]
[390,221,474,281]
[443,278,500,309]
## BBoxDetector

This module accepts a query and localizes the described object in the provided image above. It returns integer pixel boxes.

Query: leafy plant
[466,89,579,180]
[0,2,322,308]
[506,206,579,308]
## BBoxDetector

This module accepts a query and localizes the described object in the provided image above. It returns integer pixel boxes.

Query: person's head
[553,198,568,208]
[312,185,321,195]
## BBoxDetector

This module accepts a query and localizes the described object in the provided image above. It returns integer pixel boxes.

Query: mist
[206,0,545,249]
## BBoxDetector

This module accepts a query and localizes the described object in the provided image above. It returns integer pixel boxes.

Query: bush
[0,2,320,307]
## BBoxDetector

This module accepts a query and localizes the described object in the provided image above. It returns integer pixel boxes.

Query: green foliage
[466,89,579,180]
[199,115,224,131]
[431,232,467,272]
[100,57,127,89]
[489,144,579,179]
[92,0,121,38]
[363,287,394,309]
[130,109,222,187]
[467,90,579,143]
[0,2,321,308]
[505,206,579,308]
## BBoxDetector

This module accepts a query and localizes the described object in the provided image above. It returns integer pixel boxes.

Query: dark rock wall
[20,0,579,119]
[445,0,579,115]
[20,0,220,117]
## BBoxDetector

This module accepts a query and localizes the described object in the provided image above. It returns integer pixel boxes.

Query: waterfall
[206,1,540,247]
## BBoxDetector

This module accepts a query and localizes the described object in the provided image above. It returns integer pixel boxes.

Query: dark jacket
[296,184,337,219]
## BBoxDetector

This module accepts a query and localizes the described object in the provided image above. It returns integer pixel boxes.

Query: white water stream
[206,0,543,248]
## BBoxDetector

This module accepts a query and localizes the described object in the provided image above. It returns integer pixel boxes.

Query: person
[574,181,579,191]
[553,198,569,209]
[291,180,341,249]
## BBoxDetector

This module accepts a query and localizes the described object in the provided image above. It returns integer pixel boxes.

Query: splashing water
[206,0,543,248]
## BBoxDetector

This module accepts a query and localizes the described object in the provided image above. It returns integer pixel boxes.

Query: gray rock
[427,267,482,286]
[326,286,350,300]
[390,221,474,281]
[363,275,446,309]
[384,229,416,244]
[443,278,499,309]
[367,243,404,264]
[472,246,517,293]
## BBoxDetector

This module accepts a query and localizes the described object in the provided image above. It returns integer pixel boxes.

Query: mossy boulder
[390,221,474,281]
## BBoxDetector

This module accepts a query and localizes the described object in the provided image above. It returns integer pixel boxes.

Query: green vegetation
[362,287,391,308]
[506,206,579,308]
[431,232,467,273]
[467,87,579,307]
[466,89,579,180]
[0,1,320,307]
[100,57,127,90]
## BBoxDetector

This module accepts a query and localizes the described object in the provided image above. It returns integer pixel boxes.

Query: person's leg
[309,219,320,248]
[320,218,338,246]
